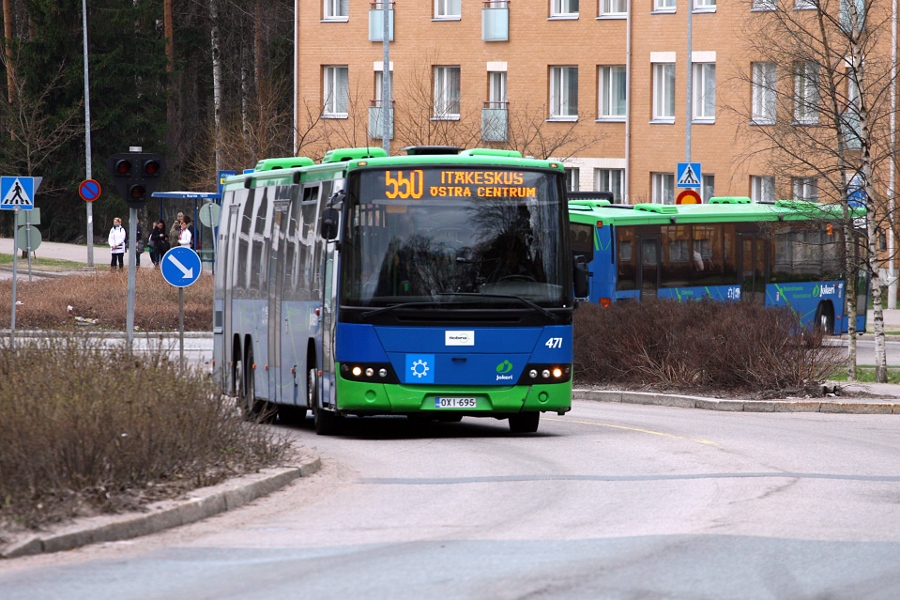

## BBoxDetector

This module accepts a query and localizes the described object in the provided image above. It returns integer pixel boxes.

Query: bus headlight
[517,364,572,384]
[340,363,399,384]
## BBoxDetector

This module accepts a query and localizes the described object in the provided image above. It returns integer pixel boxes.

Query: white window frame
[654,0,676,11]
[598,65,626,119]
[652,172,675,205]
[793,176,818,202]
[433,66,461,119]
[702,174,715,202]
[435,0,461,19]
[794,61,820,124]
[594,168,624,203]
[694,0,716,9]
[550,0,579,18]
[374,68,394,107]
[566,168,581,192]
[323,65,349,118]
[488,71,507,107]
[652,63,676,121]
[324,0,349,20]
[795,0,815,9]
[550,66,579,120]
[601,0,627,16]
[752,0,776,10]
[692,62,716,121]
[751,62,776,124]
[751,176,775,202]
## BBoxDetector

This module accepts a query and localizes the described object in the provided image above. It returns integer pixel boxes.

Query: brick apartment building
[296,1,877,206]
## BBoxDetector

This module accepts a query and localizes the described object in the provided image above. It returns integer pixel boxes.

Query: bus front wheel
[310,366,340,436]
[509,412,540,434]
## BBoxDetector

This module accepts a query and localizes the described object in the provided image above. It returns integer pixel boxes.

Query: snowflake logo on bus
[410,359,430,378]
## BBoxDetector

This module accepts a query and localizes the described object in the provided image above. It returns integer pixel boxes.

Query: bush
[0,270,213,331]
[573,299,842,394]
[0,334,291,531]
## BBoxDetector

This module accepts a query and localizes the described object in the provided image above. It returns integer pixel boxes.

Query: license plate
[435,397,477,409]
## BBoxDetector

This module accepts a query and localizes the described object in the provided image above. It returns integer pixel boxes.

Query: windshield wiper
[437,292,559,322]
[359,300,445,320]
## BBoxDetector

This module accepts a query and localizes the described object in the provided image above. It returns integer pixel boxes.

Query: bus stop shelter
[151,191,221,268]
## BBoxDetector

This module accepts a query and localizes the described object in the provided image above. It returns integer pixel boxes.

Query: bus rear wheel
[815,302,834,335]
[508,412,540,434]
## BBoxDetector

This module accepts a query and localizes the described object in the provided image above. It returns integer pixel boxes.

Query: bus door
[320,180,340,408]
[223,202,240,393]
[267,199,291,403]
[638,236,660,300]
[738,234,768,303]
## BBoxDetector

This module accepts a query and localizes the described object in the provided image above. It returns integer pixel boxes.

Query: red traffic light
[129,184,146,199]
[115,160,133,176]
[143,160,161,176]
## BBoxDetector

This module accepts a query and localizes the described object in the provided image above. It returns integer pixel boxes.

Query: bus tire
[243,346,264,420]
[815,302,834,335]
[310,365,340,436]
[509,412,540,434]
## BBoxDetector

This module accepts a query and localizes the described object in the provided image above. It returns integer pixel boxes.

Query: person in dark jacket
[149,220,169,267]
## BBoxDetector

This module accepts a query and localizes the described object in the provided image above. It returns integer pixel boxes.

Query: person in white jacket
[108,217,126,270]
[179,216,193,248]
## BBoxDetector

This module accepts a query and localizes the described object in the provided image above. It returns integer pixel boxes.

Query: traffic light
[106,152,166,209]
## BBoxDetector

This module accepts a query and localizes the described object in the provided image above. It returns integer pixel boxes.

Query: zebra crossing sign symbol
[0,176,35,210]
[676,163,702,189]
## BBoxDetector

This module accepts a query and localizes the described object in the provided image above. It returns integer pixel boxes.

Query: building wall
[295,1,783,204]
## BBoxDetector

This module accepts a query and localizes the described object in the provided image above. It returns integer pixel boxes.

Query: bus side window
[616,227,636,290]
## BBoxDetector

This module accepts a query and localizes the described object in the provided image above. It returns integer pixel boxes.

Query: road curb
[0,453,321,559]
[573,389,900,414]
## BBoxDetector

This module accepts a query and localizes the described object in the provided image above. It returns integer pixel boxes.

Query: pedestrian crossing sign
[676,162,702,189]
[0,176,35,210]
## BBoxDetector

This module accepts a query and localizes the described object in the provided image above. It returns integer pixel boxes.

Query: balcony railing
[482,101,508,142]
[369,2,395,42]
[369,100,394,139]
[483,1,509,41]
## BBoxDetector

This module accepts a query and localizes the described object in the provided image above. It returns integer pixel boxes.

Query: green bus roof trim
[222,147,567,192]
[708,196,752,204]
[253,157,315,171]
[568,200,865,227]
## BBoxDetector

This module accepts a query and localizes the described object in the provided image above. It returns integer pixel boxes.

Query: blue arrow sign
[0,176,35,209]
[160,246,202,288]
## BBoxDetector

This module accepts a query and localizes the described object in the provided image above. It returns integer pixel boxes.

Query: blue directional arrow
[160,246,202,288]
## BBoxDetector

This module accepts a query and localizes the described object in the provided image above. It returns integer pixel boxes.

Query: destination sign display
[362,168,545,201]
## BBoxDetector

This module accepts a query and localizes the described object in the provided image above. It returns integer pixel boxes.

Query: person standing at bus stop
[170,212,184,243]
[108,217,126,270]
[179,216,193,248]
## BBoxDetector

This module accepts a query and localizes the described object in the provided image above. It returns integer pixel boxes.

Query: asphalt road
[1,401,898,599]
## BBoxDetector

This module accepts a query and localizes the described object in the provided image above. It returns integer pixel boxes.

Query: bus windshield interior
[341,169,564,308]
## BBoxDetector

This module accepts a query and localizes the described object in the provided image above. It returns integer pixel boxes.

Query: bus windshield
[341,167,565,308]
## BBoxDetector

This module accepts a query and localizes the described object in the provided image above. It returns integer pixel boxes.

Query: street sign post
[161,246,202,371]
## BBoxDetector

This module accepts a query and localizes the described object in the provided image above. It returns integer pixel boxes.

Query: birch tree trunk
[209,0,223,171]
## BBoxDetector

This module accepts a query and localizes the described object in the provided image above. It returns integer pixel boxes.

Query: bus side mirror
[574,255,590,299]
[321,208,339,240]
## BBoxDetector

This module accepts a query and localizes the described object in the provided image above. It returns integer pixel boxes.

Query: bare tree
[730,0,899,381]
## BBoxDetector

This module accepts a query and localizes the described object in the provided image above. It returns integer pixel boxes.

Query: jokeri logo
[495,360,514,381]
[445,330,475,346]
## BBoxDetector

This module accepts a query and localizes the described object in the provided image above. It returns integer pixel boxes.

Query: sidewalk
[0,237,154,270]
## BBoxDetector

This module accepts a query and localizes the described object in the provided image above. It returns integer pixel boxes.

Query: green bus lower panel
[335,375,571,415]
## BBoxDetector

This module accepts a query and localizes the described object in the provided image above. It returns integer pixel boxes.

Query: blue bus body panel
[766,281,848,334]
[336,323,572,386]
[657,285,742,302]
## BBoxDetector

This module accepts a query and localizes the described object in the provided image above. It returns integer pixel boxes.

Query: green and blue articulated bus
[566,194,867,334]
[213,146,589,435]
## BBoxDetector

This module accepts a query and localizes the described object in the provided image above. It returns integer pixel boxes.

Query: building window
[795,0,814,8]
[655,0,676,10]
[793,176,818,202]
[794,61,819,124]
[434,66,461,119]
[566,168,580,191]
[601,0,626,16]
[550,66,579,119]
[694,0,716,8]
[752,62,776,124]
[551,0,578,17]
[840,0,865,34]
[598,66,626,119]
[702,174,715,202]
[324,0,349,19]
[752,0,776,9]
[435,0,461,19]
[323,66,349,117]
[653,63,676,121]
[488,71,507,107]
[652,172,675,204]
[692,63,715,120]
[751,175,775,202]
[595,168,624,202]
